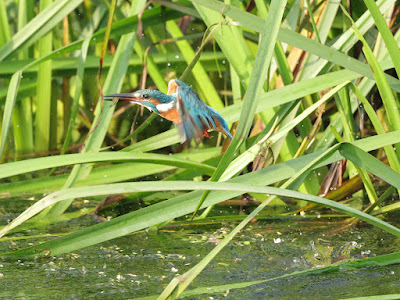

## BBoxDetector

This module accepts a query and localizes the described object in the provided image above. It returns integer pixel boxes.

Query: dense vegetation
[1,0,400,298]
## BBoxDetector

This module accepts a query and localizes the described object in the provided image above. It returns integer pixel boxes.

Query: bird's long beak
[103,93,140,101]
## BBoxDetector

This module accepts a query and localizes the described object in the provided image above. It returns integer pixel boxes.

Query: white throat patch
[156,101,174,113]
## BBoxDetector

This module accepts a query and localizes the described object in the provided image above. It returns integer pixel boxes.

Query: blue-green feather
[174,79,232,143]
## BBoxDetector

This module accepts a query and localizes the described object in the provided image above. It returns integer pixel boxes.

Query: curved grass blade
[0,148,221,198]
[2,132,400,248]
[340,143,400,188]
[4,130,400,199]
[0,152,215,179]
[2,180,400,252]
[4,131,396,202]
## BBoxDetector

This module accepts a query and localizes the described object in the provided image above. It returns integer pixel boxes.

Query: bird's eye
[142,94,150,99]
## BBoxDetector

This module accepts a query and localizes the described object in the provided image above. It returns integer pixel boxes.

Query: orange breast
[159,108,180,124]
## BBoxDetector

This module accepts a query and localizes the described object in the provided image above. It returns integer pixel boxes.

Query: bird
[103,79,233,144]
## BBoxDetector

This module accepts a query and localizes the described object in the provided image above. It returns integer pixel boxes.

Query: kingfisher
[103,79,233,144]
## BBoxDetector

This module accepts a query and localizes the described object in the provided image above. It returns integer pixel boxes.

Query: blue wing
[174,79,232,144]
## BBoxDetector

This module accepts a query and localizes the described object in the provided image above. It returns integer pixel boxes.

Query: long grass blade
[342,5,400,162]
[2,179,400,252]
[60,38,90,154]
[0,71,22,159]
[0,1,11,46]
[363,0,400,78]
[35,0,54,152]
[12,0,34,156]
[192,0,288,218]
[0,148,221,198]
[0,152,215,179]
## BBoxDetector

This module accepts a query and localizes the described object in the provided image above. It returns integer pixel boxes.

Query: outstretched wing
[167,79,178,95]
[173,79,232,144]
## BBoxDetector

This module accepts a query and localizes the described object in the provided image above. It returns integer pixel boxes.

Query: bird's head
[103,89,174,113]
[104,89,172,104]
